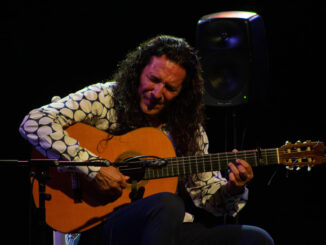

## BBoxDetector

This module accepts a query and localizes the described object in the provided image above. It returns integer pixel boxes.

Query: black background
[2,0,326,244]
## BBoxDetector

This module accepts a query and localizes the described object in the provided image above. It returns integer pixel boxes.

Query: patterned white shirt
[19,81,248,218]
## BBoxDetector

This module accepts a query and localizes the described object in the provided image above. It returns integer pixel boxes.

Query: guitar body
[32,123,178,233]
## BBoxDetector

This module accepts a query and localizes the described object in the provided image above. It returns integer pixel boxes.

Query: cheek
[138,83,147,97]
[138,80,152,95]
[164,91,179,102]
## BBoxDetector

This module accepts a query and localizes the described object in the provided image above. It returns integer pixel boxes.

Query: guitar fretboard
[142,148,279,180]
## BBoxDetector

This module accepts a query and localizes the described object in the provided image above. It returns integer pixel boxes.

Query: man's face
[138,55,186,117]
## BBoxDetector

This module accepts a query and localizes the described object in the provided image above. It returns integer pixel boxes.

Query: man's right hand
[85,166,130,204]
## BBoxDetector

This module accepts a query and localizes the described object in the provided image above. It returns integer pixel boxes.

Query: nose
[151,83,164,100]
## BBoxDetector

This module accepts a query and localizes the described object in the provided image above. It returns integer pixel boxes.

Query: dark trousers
[79,192,274,245]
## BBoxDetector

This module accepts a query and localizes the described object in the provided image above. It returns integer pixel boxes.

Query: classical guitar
[32,123,326,233]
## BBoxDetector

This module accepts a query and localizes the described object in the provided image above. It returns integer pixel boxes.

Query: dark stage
[2,1,326,244]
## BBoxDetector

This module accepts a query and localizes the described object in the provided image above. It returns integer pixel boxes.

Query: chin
[140,103,160,115]
[144,109,162,116]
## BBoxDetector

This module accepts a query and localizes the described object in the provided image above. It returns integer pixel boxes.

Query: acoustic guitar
[31,123,326,233]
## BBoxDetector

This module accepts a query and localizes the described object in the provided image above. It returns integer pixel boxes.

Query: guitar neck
[142,148,279,180]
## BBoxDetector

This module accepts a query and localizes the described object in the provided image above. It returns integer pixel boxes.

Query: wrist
[226,182,245,196]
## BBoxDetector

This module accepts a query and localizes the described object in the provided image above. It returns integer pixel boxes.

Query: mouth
[145,97,163,110]
[148,101,162,110]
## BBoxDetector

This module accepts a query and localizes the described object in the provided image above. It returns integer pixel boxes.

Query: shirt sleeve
[182,126,248,217]
[19,82,117,180]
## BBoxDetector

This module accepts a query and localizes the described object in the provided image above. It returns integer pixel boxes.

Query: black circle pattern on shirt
[19,83,118,179]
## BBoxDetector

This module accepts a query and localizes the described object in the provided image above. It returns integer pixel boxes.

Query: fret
[161,162,165,177]
[170,162,174,176]
[262,149,268,166]
[150,167,155,178]
[188,156,192,174]
[195,156,199,173]
[164,161,169,178]
[224,152,229,168]
[209,154,213,171]
[217,153,221,171]
[202,155,206,172]
[267,148,278,165]
[254,151,258,167]
[265,150,268,165]
[148,168,152,179]
[162,159,167,177]
[145,168,151,180]
[171,159,175,176]
[182,157,186,175]
[225,152,228,165]
[166,160,170,177]
[176,157,180,176]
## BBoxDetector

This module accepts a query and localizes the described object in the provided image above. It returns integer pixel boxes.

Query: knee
[149,192,185,220]
[242,225,274,245]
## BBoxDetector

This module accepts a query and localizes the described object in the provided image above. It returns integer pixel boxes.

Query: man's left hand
[226,150,254,195]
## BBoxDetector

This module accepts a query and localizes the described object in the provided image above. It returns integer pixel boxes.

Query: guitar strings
[117,147,315,177]
[119,148,278,166]
[96,146,309,170]
[116,149,279,177]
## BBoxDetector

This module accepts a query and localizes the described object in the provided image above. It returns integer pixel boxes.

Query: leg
[179,223,274,245]
[79,192,185,245]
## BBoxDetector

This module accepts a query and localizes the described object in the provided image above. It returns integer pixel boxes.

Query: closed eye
[147,74,161,83]
[165,84,177,92]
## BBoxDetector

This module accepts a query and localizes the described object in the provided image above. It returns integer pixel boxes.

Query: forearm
[183,171,248,217]
[19,82,116,180]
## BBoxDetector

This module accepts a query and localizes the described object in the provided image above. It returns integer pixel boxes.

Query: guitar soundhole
[116,152,148,182]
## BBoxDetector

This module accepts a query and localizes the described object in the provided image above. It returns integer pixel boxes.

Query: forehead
[144,55,186,83]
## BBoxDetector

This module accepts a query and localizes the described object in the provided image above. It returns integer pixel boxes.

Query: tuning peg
[286,166,294,170]
[296,166,301,171]
[285,140,292,145]
[307,166,312,172]
[296,140,302,144]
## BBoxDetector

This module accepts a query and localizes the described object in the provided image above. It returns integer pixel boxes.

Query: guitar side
[32,123,178,233]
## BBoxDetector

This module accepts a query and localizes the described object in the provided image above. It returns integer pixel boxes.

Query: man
[19,35,274,245]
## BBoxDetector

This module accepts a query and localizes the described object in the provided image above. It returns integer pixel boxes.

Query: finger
[119,177,129,189]
[124,175,130,180]
[236,159,251,170]
[228,162,242,176]
[228,172,237,184]
[236,159,254,179]
[108,178,123,191]
[228,162,249,183]
[228,162,242,182]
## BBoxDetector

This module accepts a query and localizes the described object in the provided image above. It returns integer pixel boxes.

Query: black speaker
[196,11,268,106]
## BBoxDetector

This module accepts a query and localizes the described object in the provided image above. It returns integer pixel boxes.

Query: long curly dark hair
[110,35,205,156]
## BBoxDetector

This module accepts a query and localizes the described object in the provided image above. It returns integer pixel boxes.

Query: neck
[146,115,163,128]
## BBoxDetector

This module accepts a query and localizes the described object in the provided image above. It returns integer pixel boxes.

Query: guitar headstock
[278,140,326,168]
